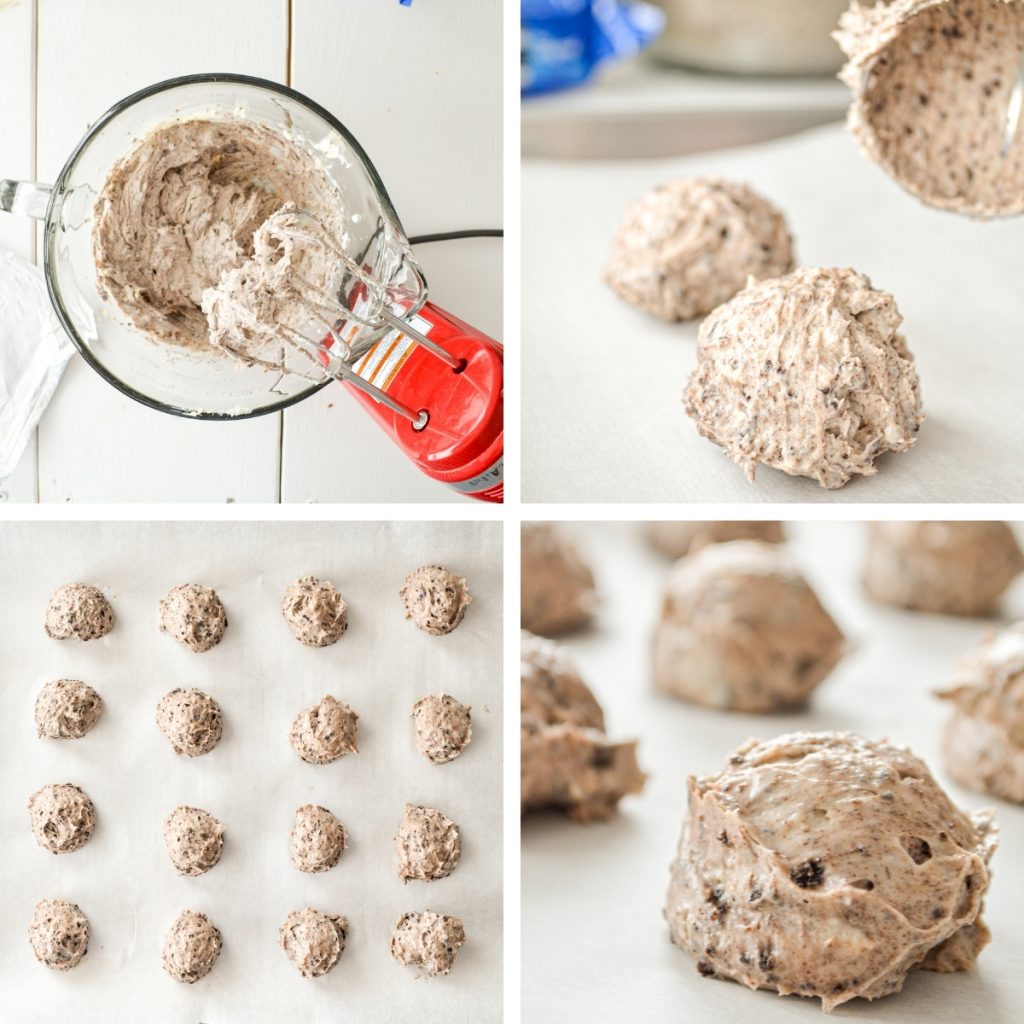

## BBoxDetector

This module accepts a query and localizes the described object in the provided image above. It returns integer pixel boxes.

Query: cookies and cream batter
[159,583,228,653]
[666,732,997,1011]
[400,565,472,636]
[44,583,114,641]
[604,178,795,321]
[291,804,348,872]
[653,541,845,712]
[28,783,96,854]
[412,693,473,764]
[29,899,89,971]
[864,521,1024,616]
[389,911,466,976]
[156,688,224,757]
[35,679,103,740]
[164,805,225,876]
[646,521,785,560]
[279,908,348,978]
[281,575,348,647]
[93,118,344,354]
[685,267,923,489]
[396,804,462,882]
[521,632,646,822]
[289,695,359,764]
[521,522,597,637]
[162,910,222,983]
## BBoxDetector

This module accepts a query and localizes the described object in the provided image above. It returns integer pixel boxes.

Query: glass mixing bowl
[0,73,426,419]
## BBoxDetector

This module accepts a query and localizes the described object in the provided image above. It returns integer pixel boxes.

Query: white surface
[0,520,502,1022]
[522,522,1024,1024]
[522,124,1024,503]
[0,0,502,503]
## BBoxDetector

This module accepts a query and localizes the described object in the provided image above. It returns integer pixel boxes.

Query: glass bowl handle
[0,180,51,220]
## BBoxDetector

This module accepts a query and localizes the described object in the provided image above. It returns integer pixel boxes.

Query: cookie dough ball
[29,899,89,971]
[685,267,923,490]
[521,522,597,637]
[156,688,223,757]
[279,908,348,978]
[521,632,646,822]
[666,732,997,1011]
[653,541,845,712]
[28,784,96,854]
[159,583,227,653]
[164,806,224,876]
[864,521,1024,617]
[44,583,114,641]
[281,575,348,647]
[647,521,785,560]
[291,804,347,872]
[390,911,466,976]
[396,804,461,882]
[412,693,472,765]
[289,695,358,764]
[939,624,1024,802]
[603,178,795,321]
[400,565,471,636]
[35,679,103,740]
[162,910,222,983]
[837,0,1024,217]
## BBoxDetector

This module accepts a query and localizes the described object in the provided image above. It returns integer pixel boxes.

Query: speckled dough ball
[653,541,845,712]
[162,910,222,983]
[412,693,472,765]
[603,178,795,321]
[35,679,103,740]
[291,804,348,872]
[281,575,348,647]
[44,583,114,641]
[666,732,997,1011]
[164,806,224,876]
[289,695,358,764]
[156,688,223,757]
[939,624,1024,803]
[685,267,923,489]
[396,804,462,881]
[864,521,1024,617]
[837,0,1024,216]
[400,565,471,636]
[390,911,466,976]
[279,908,348,978]
[159,583,227,653]
[29,899,89,971]
[28,783,96,854]
[646,521,785,560]
[520,522,597,637]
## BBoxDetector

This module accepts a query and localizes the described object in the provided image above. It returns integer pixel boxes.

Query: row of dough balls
[35,686,472,766]
[43,565,472,648]
[30,901,466,981]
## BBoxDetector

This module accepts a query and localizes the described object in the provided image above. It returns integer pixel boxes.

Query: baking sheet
[522,522,1024,1024]
[0,520,502,1023]
[522,124,1024,502]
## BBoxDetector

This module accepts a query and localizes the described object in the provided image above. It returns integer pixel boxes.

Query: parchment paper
[0,520,502,1023]
[523,124,1024,502]
[523,521,1024,1024]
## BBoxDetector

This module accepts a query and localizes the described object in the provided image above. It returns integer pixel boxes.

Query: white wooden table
[0,0,502,503]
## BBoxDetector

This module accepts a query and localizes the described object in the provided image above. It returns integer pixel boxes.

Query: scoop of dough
[162,910,222,983]
[603,178,795,321]
[396,804,461,881]
[389,911,466,976]
[28,783,96,854]
[685,267,923,490]
[837,0,1024,217]
[159,583,227,653]
[289,695,358,764]
[521,522,597,637]
[156,688,224,757]
[35,679,103,740]
[400,565,471,636]
[164,805,224,876]
[412,693,472,764]
[647,521,785,560]
[521,632,646,822]
[939,623,1024,803]
[864,521,1024,617]
[279,907,348,978]
[666,731,997,1011]
[653,540,845,712]
[291,804,348,872]
[44,583,114,641]
[29,899,89,971]
[281,575,348,647]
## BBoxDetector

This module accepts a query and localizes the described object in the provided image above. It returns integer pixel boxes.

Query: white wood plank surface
[0,0,39,501]
[34,0,287,503]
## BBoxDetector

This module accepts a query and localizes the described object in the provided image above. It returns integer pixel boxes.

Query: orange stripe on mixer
[366,335,402,386]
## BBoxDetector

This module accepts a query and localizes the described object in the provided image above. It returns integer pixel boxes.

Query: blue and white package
[521,0,664,97]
